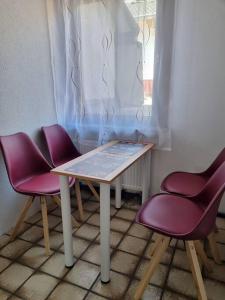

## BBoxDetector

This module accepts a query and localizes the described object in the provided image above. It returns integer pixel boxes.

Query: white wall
[0,0,57,234]
[151,0,225,213]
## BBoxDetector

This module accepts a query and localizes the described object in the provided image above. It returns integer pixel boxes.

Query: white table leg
[142,151,151,204]
[115,176,122,209]
[59,175,74,267]
[100,183,111,283]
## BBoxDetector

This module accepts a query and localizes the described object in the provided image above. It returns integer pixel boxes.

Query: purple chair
[134,161,225,300]
[161,147,225,196]
[161,148,225,264]
[42,124,100,202]
[0,132,76,255]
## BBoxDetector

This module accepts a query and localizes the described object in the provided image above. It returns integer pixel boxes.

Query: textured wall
[0,0,57,234]
[151,0,225,212]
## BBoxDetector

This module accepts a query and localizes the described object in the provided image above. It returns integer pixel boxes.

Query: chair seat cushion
[15,172,75,195]
[136,194,205,240]
[161,172,207,196]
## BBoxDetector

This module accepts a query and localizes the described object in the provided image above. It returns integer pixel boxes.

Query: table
[51,140,154,283]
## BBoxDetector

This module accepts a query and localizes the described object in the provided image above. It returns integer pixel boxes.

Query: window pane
[125,0,156,107]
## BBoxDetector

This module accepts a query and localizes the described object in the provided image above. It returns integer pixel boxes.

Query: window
[125,0,156,109]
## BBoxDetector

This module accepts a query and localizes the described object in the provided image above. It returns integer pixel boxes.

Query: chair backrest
[0,132,51,189]
[203,147,225,177]
[42,124,80,167]
[191,161,225,238]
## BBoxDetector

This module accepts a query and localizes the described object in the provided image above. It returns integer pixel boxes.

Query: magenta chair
[42,124,100,202]
[161,148,225,264]
[134,162,225,300]
[0,132,77,255]
[161,147,225,196]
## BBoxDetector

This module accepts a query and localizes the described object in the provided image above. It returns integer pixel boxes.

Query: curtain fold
[47,0,175,149]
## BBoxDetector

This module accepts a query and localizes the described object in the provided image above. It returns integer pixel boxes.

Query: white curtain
[47,0,175,149]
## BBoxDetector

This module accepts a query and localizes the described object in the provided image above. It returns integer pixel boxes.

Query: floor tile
[0,256,12,272]
[92,271,129,299]
[89,193,100,202]
[118,235,147,256]
[0,235,10,249]
[109,206,118,217]
[83,201,99,212]
[115,208,137,221]
[19,246,50,268]
[0,263,33,292]
[85,292,107,300]
[144,242,173,265]
[19,225,43,243]
[37,215,61,229]
[72,210,92,223]
[216,217,225,230]
[81,243,112,265]
[175,240,185,250]
[81,189,92,200]
[172,249,190,271]
[205,259,225,283]
[75,224,99,241]
[1,204,225,300]
[205,278,225,300]
[26,211,42,224]
[17,272,58,300]
[162,290,190,299]
[109,198,125,208]
[110,217,131,233]
[217,243,225,261]
[0,288,10,300]
[66,260,99,289]
[8,295,23,300]
[0,239,32,259]
[123,197,141,211]
[87,213,100,227]
[216,229,225,244]
[38,231,64,249]
[41,252,71,278]
[48,282,87,300]
[96,206,119,217]
[125,280,162,300]
[111,250,139,276]
[168,237,181,249]
[135,259,168,286]
[47,201,58,213]
[128,223,152,240]
[96,230,124,248]
[60,237,90,258]
[167,268,197,298]
[8,223,31,237]
[50,206,62,217]
[206,242,225,261]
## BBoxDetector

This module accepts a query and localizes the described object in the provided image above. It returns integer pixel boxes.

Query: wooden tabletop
[51,140,154,183]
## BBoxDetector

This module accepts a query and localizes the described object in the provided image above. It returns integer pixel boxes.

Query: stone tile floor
[0,190,225,299]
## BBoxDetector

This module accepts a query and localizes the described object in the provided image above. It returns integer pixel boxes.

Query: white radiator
[78,140,151,192]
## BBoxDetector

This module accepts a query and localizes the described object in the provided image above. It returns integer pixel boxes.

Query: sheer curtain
[47,0,175,149]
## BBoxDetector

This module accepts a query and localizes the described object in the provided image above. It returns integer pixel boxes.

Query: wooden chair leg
[207,232,222,264]
[194,241,212,273]
[10,196,34,241]
[52,196,80,228]
[134,236,170,300]
[148,233,164,258]
[40,196,51,256]
[75,180,84,221]
[185,241,207,300]
[85,180,100,202]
